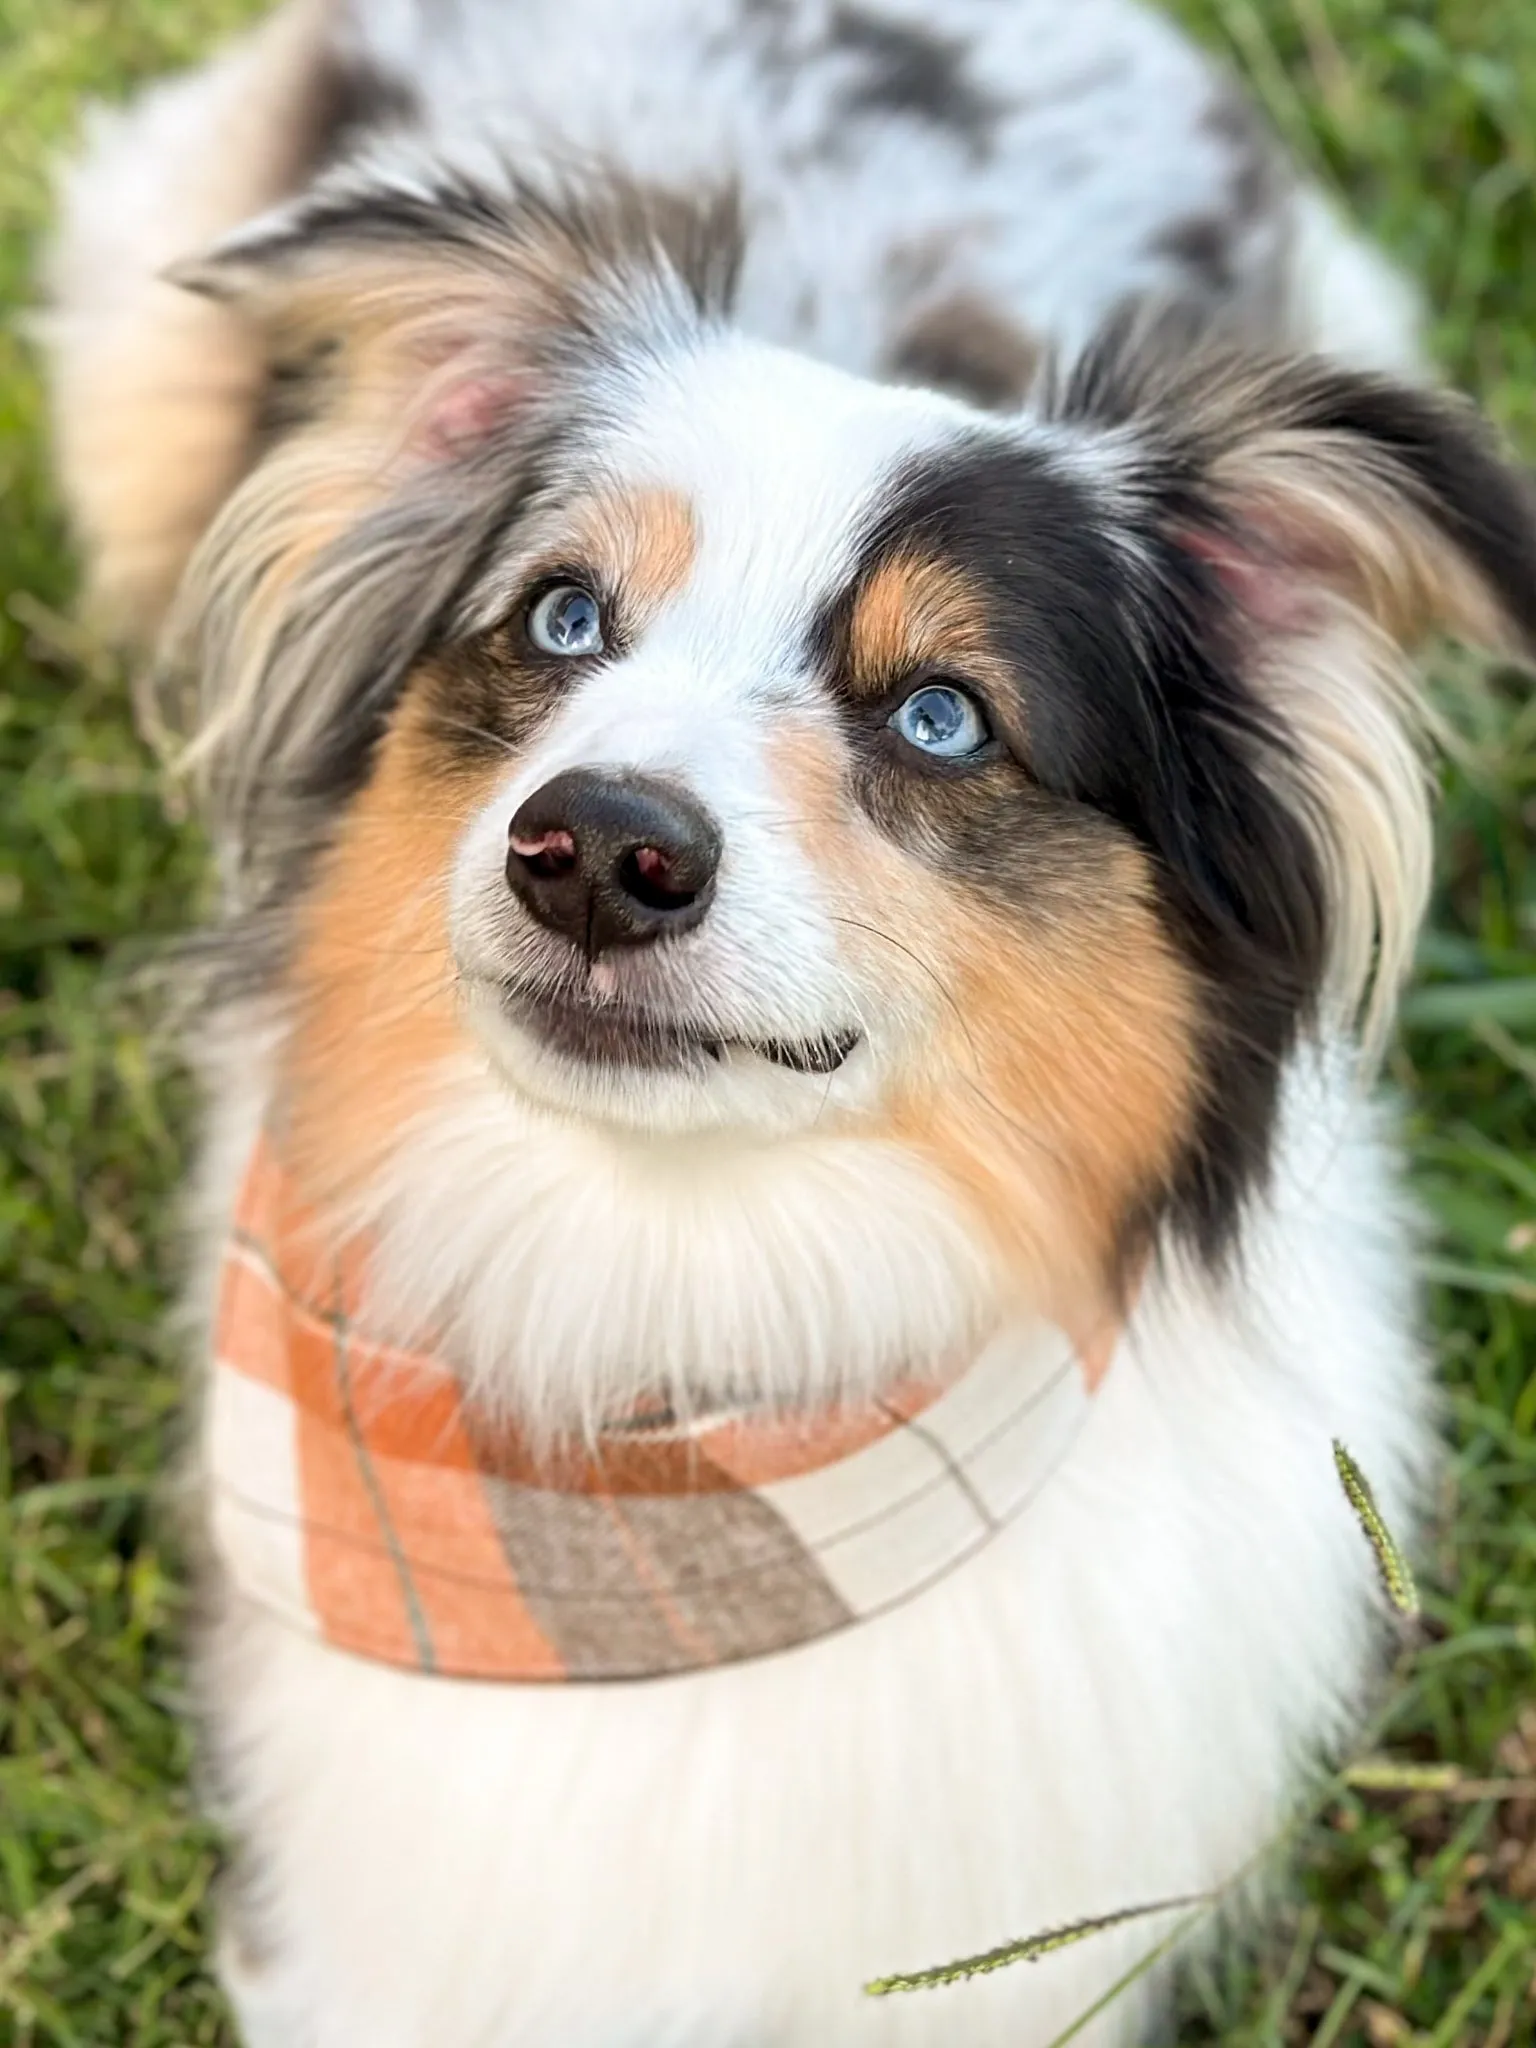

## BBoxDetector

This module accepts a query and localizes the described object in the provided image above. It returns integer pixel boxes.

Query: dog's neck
[210,1120,1109,1682]
[271,1055,1010,1446]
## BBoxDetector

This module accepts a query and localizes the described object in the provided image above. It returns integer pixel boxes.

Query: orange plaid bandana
[208,1135,1114,1681]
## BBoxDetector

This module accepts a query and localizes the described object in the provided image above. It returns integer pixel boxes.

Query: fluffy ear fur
[168,170,742,482]
[1056,305,1536,1057]
[157,172,740,879]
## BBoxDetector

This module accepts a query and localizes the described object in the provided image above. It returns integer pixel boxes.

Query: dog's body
[45,4,1536,2044]
[199,1073,1430,2048]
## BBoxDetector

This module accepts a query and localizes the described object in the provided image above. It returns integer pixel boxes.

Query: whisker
[419,710,521,758]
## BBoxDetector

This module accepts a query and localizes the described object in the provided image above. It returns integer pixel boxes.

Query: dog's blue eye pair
[527,582,987,760]
[888,683,990,759]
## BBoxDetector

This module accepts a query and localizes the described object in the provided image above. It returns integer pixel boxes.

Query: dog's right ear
[155,175,741,842]
[169,191,558,486]
[48,90,741,649]
[172,174,742,474]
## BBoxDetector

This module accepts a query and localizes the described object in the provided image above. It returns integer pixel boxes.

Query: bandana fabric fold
[208,1135,1112,1682]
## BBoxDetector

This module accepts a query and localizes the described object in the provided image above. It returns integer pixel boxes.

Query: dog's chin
[460,980,867,1137]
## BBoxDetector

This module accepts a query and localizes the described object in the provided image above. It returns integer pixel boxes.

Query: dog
[44,1,1536,2042]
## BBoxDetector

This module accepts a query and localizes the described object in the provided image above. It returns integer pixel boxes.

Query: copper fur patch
[771,724,1199,1333]
[278,677,500,1203]
[888,864,1197,1334]
[561,485,698,626]
[845,551,1023,732]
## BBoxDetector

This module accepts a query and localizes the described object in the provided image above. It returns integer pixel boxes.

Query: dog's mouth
[503,989,861,1076]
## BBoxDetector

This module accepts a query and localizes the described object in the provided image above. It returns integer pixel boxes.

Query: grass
[1,1,1534,2041]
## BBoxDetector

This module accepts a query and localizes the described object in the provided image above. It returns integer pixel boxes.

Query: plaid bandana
[207,1135,1116,1682]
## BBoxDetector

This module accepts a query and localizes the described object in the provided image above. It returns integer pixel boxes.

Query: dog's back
[49,0,1419,648]
[337,0,1287,364]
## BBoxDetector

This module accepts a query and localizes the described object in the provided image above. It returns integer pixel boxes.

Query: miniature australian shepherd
[44,0,1536,2041]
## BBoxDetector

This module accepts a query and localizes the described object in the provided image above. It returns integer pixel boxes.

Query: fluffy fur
[45,2,1536,2043]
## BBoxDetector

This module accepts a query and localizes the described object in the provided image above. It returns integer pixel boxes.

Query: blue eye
[527,582,605,657]
[888,683,990,759]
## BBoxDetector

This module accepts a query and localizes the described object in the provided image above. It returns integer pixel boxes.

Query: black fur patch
[1201,79,1283,221]
[819,435,1332,1267]
[1152,214,1238,296]
[310,51,421,169]
[886,293,1040,409]
[252,335,341,450]
[827,7,1004,159]
[1150,81,1285,313]
[826,322,1536,1268]
[1269,378,1536,647]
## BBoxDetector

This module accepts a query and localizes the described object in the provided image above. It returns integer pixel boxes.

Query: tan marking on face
[771,725,1200,1332]
[846,553,1020,720]
[277,669,501,1206]
[887,866,1198,1334]
[561,486,698,626]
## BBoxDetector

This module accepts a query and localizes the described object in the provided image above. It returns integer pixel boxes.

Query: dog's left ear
[1061,310,1536,1046]
[1181,358,1536,658]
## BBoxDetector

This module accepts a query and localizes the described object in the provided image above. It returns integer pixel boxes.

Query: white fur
[343,0,1290,370]
[444,345,977,1154]
[1282,189,1427,377]
[345,1055,1001,1440]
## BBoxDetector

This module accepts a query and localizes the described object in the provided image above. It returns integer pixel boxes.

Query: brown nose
[506,769,722,955]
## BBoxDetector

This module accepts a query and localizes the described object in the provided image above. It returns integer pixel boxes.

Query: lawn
[2,2,1534,2042]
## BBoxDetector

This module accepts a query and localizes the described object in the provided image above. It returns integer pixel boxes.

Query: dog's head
[158,171,1535,1401]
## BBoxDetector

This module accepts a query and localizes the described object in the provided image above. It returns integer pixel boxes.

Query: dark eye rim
[522,574,608,660]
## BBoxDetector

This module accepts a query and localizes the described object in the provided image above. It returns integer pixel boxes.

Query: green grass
[2,2,1534,2042]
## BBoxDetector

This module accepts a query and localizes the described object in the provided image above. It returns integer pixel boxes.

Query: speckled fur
[46,0,1424,644]
[334,0,1296,367]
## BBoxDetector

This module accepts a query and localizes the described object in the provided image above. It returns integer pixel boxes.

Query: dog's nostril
[622,843,698,911]
[510,826,578,879]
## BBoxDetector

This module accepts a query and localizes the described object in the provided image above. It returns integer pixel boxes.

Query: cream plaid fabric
[208,1136,1112,1681]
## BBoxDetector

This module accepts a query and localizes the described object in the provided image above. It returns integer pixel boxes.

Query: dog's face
[444,344,1012,1131]
[171,174,1536,1346]
[438,343,1200,1180]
